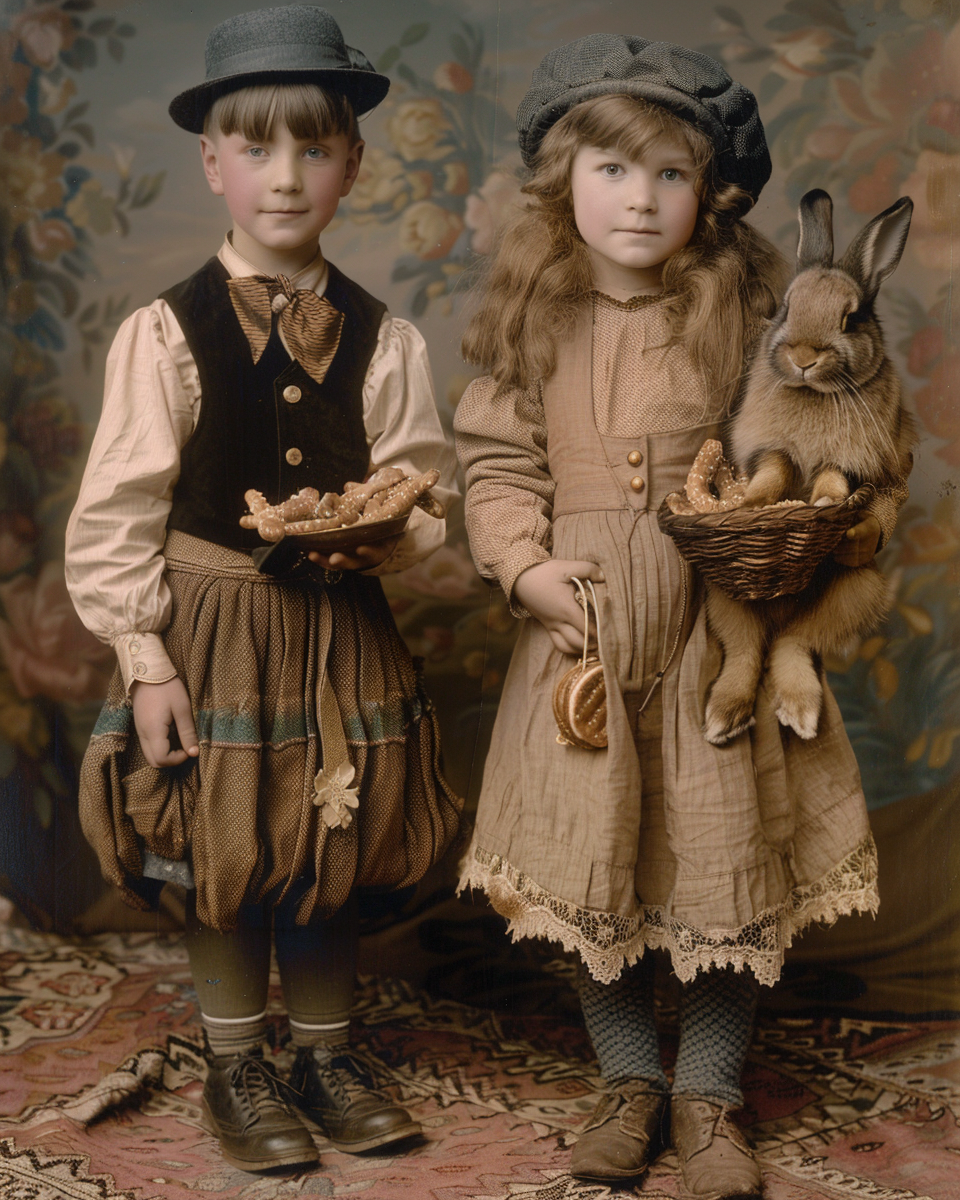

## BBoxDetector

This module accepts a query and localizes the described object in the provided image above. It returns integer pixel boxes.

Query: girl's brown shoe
[671,1096,762,1199]
[570,1083,667,1181]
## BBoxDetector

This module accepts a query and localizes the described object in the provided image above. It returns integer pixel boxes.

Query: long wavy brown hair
[462,95,787,411]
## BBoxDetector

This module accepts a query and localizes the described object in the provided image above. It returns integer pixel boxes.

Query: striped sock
[201,1009,266,1059]
[288,1017,350,1051]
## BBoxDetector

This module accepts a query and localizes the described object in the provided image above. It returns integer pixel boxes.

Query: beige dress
[456,294,891,986]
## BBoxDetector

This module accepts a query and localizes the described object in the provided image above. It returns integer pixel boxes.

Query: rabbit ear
[797,189,834,269]
[837,196,913,301]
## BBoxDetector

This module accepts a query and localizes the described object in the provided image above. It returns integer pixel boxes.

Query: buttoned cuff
[113,632,178,695]
[499,544,553,620]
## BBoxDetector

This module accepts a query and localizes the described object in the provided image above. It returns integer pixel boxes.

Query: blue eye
[247,146,266,157]
[304,147,325,160]
[662,168,681,181]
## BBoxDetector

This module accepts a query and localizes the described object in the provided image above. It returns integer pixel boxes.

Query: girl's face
[570,139,700,294]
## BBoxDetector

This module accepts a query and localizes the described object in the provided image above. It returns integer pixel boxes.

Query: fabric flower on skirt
[313,761,360,829]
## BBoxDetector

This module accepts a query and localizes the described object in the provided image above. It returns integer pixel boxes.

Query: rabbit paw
[703,698,757,746]
[813,495,838,507]
[774,694,821,740]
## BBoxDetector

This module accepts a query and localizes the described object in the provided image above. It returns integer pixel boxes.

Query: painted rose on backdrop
[0,563,114,706]
[388,97,453,162]
[464,166,523,255]
[400,200,464,259]
[11,4,77,70]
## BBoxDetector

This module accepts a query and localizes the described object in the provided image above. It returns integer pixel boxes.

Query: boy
[65,5,461,1174]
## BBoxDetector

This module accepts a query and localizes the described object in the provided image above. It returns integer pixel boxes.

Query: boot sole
[298,1113,423,1153]
[200,1097,320,1172]
[572,1165,649,1182]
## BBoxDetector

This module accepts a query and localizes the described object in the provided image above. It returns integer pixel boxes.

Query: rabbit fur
[703,188,916,745]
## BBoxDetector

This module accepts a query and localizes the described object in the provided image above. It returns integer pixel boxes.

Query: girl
[456,34,903,1196]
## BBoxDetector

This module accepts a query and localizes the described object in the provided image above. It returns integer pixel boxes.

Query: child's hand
[308,536,402,572]
[131,677,200,768]
[513,559,605,655]
[833,514,881,567]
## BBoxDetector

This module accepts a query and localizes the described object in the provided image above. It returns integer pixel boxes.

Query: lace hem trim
[457,836,879,986]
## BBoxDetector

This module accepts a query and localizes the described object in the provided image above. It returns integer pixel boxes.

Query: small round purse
[553,577,607,750]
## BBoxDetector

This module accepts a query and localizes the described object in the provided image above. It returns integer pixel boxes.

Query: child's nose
[271,156,302,192]
[628,179,657,211]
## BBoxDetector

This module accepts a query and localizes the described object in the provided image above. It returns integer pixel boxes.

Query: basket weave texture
[656,484,876,601]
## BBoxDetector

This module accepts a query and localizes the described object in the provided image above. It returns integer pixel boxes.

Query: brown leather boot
[671,1096,762,1199]
[201,1051,318,1172]
[570,1082,667,1181]
[288,1046,421,1153]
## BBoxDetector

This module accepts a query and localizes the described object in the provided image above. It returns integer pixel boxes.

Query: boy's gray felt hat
[517,33,772,201]
[169,5,390,133]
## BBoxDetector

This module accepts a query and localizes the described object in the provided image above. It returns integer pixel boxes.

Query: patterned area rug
[0,929,958,1200]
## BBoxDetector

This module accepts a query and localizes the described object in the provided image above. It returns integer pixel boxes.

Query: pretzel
[680,440,747,514]
[335,467,406,525]
[239,468,444,541]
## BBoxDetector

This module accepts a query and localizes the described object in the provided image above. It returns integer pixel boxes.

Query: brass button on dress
[283,385,302,404]
[627,450,642,466]
[285,448,303,466]
[630,475,645,493]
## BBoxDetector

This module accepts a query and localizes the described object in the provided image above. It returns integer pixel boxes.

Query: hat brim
[520,78,769,201]
[169,67,390,134]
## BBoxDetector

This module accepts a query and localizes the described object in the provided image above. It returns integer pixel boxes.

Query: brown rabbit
[703,188,916,745]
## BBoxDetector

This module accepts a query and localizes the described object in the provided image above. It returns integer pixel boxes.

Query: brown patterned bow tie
[227,273,344,386]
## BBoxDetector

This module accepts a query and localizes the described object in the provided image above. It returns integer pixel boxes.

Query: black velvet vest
[162,257,386,552]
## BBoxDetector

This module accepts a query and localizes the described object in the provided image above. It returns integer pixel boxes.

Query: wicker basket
[656,484,876,601]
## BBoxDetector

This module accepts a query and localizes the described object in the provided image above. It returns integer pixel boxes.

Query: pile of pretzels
[240,466,442,543]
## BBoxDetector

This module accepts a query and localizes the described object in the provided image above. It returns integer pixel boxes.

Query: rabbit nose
[786,344,821,371]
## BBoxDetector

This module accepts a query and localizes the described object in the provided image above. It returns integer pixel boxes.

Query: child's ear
[339,140,364,198]
[199,134,225,196]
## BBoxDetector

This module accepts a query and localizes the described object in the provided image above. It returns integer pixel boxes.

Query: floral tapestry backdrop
[0,0,957,941]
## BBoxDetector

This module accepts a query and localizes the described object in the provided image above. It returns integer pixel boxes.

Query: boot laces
[312,1048,385,1108]
[228,1055,288,1127]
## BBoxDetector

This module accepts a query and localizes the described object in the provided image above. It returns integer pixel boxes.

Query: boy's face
[200,123,362,266]
[570,139,700,292]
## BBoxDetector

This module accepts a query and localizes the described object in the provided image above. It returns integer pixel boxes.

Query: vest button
[627,450,642,466]
[283,385,301,404]
[630,475,645,493]
[285,448,303,466]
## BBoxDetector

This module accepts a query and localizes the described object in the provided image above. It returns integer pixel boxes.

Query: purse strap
[570,577,604,671]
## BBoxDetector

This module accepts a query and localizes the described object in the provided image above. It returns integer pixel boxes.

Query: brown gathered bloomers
[80,532,462,931]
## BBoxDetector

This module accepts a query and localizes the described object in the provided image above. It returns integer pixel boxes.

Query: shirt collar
[217,234,328,296]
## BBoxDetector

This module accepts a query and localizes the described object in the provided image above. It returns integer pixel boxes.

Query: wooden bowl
[284,512,410,553]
